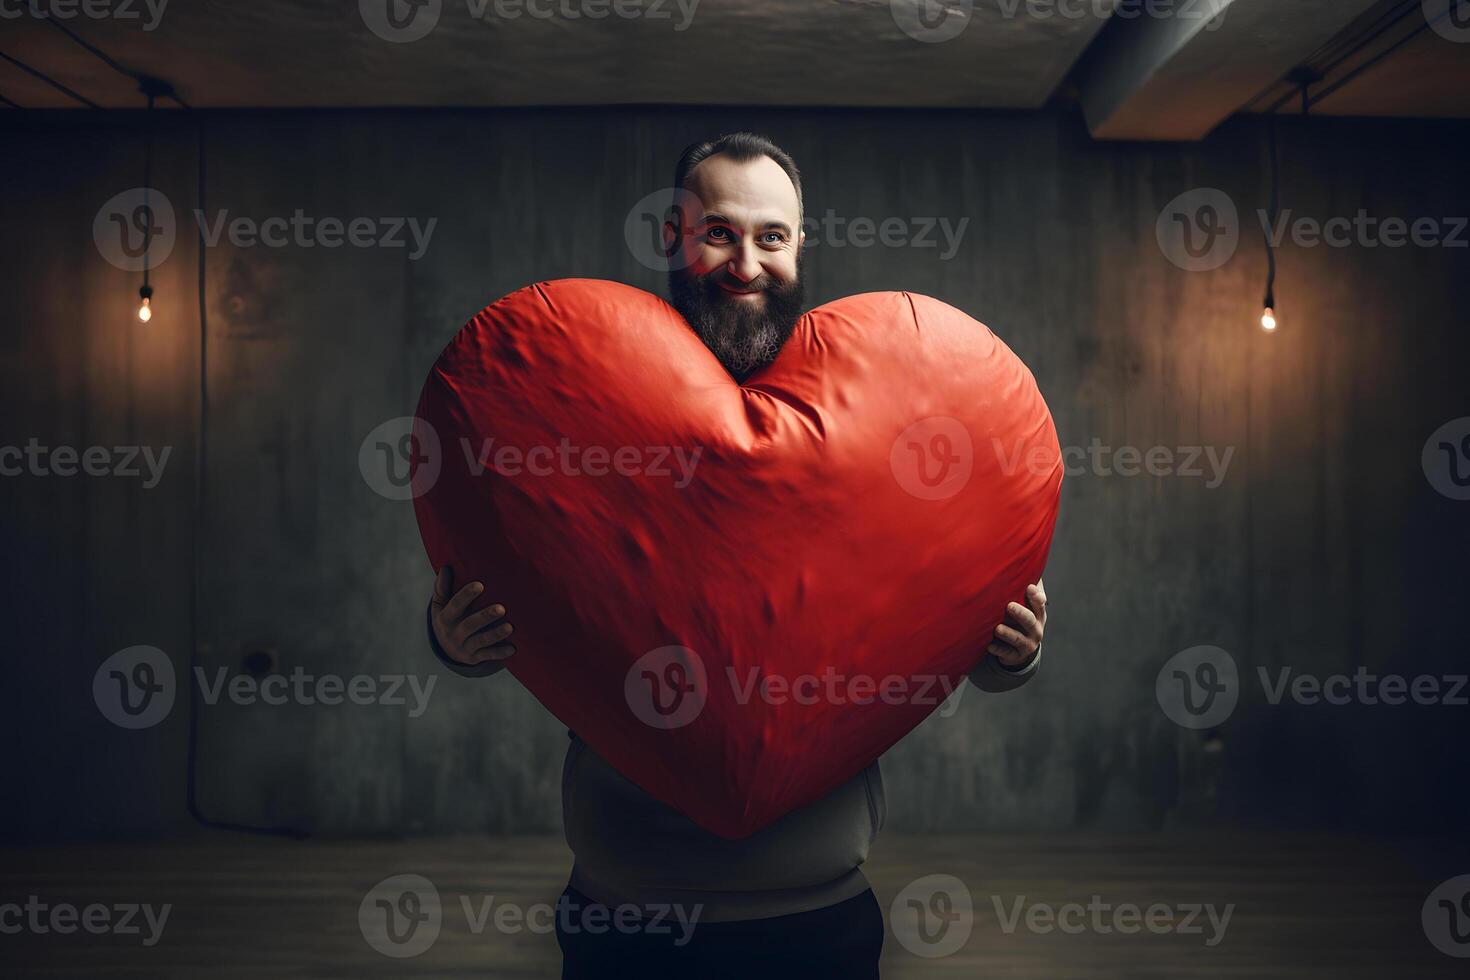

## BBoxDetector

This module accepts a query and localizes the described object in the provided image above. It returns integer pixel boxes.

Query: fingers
[987,640,1027,666]
[1005,601,1039,635]
[432,565,454,605]
[1027,580,1047,625]
[461,642,517,664]
[457,615,513,650]
[457,603,507,636]
[994,622,1031,652]
[440,580,484,621]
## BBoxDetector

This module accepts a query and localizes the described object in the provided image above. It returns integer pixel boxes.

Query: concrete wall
[3,106,1466,840]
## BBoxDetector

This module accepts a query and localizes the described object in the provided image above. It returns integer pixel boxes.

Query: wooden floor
[1,832,1460,978]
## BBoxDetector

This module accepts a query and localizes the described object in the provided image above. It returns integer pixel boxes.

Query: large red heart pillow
[412,279,1061,839]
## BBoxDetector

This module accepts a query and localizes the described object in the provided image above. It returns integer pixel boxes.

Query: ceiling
[1,0,1466,139]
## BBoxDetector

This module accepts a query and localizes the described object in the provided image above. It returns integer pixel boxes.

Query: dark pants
[556,884,884,979]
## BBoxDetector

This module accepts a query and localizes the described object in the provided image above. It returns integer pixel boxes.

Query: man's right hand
[430,565,516,666]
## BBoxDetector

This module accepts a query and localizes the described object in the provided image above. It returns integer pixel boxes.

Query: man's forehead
[684,154,800,227]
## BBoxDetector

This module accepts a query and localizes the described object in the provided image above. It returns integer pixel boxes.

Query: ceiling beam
[1075,0,1385,140]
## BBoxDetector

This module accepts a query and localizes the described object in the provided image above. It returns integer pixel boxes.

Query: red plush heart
[413,279,1061,839]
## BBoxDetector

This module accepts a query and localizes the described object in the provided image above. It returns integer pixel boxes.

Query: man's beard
[667,259,805,381]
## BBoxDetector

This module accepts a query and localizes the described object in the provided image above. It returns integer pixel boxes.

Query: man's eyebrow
[697,212,795,236]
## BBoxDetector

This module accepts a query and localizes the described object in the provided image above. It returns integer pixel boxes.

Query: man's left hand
[989,579,1047,668]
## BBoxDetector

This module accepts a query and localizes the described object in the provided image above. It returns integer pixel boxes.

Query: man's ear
[662,219,678,258]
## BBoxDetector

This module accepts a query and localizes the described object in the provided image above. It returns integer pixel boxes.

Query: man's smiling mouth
[718,283,764,298]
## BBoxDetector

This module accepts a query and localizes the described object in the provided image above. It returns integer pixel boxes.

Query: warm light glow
[1260,306,1276,332]
[137,296,152,322]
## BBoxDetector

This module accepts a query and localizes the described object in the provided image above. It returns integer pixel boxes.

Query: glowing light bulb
[137,284,153,322]
[1260,306,1276,332]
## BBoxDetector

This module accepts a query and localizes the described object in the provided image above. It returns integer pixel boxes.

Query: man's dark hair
[673,132,804,222]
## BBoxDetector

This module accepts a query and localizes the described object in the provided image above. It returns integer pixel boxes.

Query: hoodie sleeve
[967,645,1041,693]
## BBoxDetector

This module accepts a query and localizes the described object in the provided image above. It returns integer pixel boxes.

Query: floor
[1,832,1461,978]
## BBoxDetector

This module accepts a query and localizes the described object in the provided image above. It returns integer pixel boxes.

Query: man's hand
[989,579,1047,668]
[430,565,516,666]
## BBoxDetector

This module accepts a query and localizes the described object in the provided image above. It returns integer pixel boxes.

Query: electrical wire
[0,90,22,109]
[0,50,99,108]
[1252,1,1441,116]
[43,14,193,109]
[1309,12,1442,107]
[1261,112,1279,319]
[10,15,303,838]
[179,112,307,840]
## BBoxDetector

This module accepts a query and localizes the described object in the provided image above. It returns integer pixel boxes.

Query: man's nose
[725,243,763,284]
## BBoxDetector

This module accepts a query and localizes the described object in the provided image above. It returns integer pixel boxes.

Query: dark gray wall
[4,106,1466,841]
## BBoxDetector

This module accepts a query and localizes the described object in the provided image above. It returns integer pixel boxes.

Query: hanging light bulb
[138,284,153,322]
[1260,287,1276,332]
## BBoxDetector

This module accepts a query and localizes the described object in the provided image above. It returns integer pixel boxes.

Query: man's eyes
[702,227,789,246]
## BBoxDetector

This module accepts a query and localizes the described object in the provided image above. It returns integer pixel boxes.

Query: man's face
[664,153,806,381]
